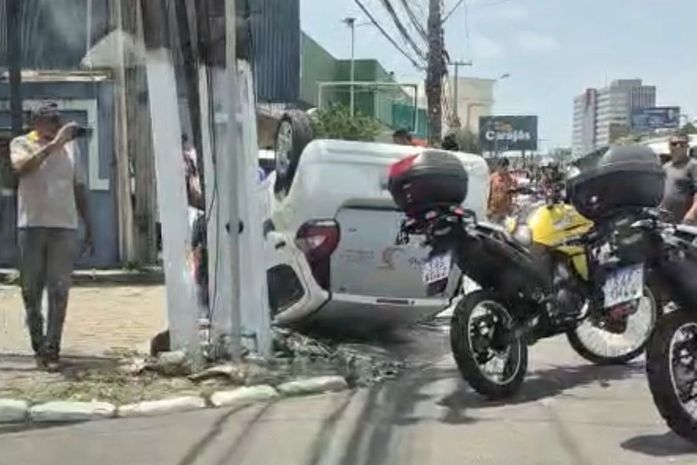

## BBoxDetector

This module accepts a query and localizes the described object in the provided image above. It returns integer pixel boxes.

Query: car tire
[274,110,314,196]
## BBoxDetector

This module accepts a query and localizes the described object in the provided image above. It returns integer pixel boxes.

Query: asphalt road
[1,324,696,465]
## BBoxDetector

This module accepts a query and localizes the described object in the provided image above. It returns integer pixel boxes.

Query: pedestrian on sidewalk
[660,133,697,225]
[10,101,93,371]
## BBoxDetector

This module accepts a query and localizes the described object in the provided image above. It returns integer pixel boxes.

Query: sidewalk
[0,283,167,356]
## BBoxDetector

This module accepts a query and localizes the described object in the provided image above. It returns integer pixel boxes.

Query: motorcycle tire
[646,309,697,444]
[450,290,528,400]
[566,284,660,365]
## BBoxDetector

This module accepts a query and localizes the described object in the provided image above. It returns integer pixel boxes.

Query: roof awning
[81,29,146,69]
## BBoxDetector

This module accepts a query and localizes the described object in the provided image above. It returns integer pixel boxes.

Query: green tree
[679,122,697,136]
[452,128,482,154]
[312,104,381,142]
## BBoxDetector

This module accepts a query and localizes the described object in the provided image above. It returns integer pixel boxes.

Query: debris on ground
[271,328,407,387]
[155,350,192,376]
[0,327,409,406]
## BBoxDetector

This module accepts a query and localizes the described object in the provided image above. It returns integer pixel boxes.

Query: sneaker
[45,360,61,373]
[34,354,48,370]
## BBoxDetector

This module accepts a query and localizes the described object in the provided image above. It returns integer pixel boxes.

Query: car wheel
[274,110,314,196]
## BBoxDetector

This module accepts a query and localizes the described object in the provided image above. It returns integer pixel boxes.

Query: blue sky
[300,0,697,149]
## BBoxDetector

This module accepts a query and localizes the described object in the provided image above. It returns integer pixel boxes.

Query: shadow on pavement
[437,362,644,425]
[176,404,273,465]
[621,432,696,457]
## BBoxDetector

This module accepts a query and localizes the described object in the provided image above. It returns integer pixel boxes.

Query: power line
[442,0,465,23]
[399,0,427,40]
[379,0,426,60]
[353,0,425,70]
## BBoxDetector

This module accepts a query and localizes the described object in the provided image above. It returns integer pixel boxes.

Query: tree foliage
[312,104,381,142]
[679,122,697,136]
[451,128,482,154]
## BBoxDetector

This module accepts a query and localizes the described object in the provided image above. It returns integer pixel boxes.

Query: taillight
[295,220,340,290]
[388,154,419,180]
[295,220,340,261]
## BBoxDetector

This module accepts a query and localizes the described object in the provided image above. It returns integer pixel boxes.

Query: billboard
[631,107,680,133]
[479,115,538,151]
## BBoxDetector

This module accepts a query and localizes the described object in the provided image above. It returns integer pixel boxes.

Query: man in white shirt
[10,102,92,371]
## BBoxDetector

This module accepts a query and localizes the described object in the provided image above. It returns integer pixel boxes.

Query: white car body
[265,139,489,330]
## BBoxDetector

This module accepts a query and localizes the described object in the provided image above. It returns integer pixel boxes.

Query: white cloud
[471,33,506,59]
[517,30,561,52]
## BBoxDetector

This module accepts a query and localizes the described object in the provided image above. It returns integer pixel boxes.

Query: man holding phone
[10,101,92,371]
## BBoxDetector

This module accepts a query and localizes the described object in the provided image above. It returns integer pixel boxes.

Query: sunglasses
[670,141,688,147]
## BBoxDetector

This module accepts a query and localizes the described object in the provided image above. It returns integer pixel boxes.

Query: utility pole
[174,0,205,193]
[343,17,356,117]
[6,0,22,137]
[141,0,201,359]
[426,0,445,145]
[223,0,243,361]
[450,60,472,128]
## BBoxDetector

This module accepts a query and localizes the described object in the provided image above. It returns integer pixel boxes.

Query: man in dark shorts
[660,134,697,224]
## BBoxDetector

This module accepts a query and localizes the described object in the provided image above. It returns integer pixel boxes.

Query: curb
[0,268,164,286]
[0,375,349,426]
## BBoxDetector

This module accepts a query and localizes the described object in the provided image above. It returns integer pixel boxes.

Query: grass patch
[0,368,204,405]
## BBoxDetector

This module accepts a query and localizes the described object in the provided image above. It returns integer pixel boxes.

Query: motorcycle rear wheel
[566,284,659,365]
[646,309,697,444]
[450,290,528,400]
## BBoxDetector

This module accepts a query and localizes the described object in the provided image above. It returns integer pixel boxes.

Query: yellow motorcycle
[390,147,662,399]
[503,170,659,366]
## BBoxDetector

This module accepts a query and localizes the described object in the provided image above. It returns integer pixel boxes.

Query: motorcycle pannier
[567,145,665,220]
[388,150,468,214]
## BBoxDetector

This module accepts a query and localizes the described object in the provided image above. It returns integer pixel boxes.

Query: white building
[412,77,495,136]
[573,79,656,155]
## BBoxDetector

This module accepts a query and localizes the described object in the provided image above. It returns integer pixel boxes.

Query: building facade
[572,79,656,155]
[572,88,597,156]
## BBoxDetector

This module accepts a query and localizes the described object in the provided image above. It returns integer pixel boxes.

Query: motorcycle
[388,146,663,399]
[631,213,697,443]
[504,175,657,366]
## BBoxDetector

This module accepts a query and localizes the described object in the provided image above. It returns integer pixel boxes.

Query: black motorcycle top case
[388,150,469,215]
[567,145,665,220]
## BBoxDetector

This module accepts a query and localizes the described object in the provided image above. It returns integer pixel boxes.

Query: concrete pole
[141,0,201,359]
[224,0,243,361]
[110,0,137,264]
[426,0,444,144]
[450,60,472,127]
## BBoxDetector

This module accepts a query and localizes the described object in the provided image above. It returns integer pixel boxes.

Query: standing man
[487,157,516,223]
[10,102,92,370]
[661,133,697,224]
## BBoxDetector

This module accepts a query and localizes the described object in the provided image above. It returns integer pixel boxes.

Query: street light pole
[343,17,356,117]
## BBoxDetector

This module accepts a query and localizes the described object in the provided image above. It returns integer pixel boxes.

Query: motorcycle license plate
[422,254,452,284]
[603,264,644,308]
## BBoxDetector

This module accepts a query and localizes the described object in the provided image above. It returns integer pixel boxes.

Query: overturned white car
[264,137,489,331]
